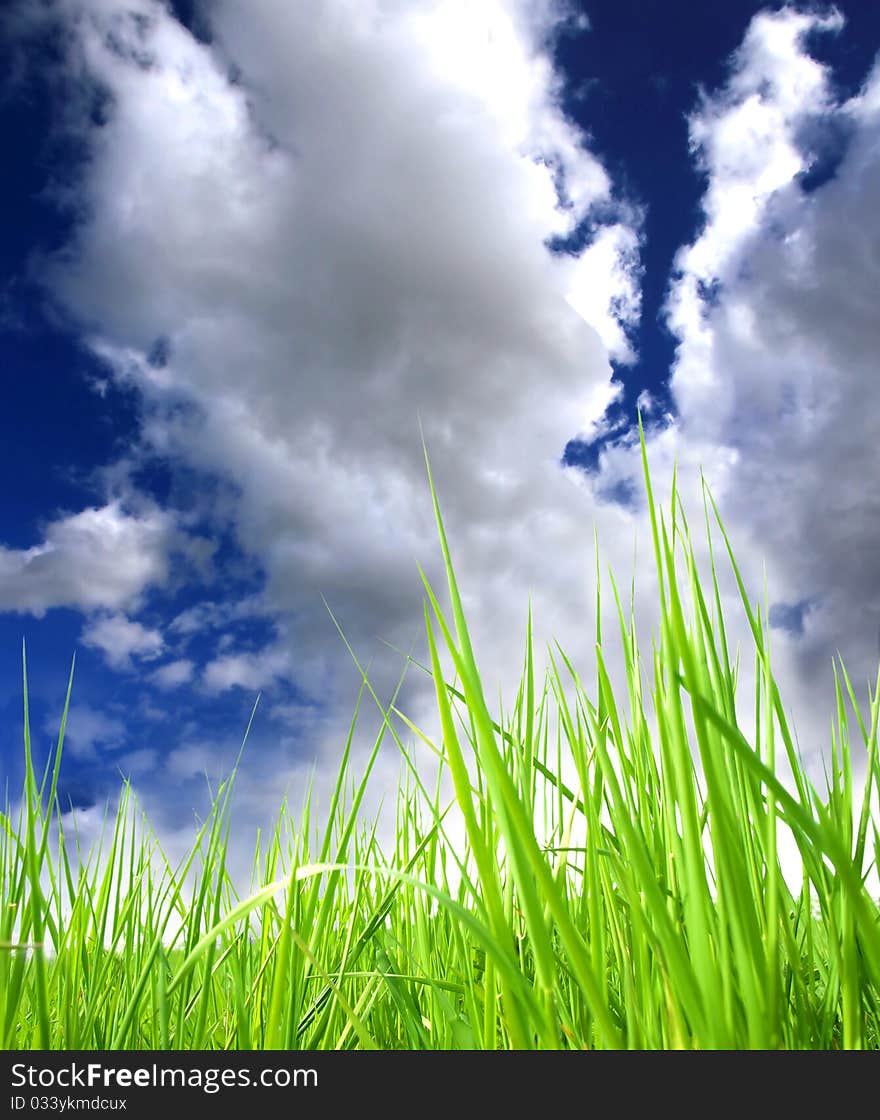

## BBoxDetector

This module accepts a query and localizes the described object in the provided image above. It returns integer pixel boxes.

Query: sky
[2,0,880,854]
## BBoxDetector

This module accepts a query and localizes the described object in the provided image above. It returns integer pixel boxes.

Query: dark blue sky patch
[128,456,176,509]
[0,329,141,546]
[0,624,78,796]
[126,452,227,529]
[595,475,640,512]
[0,611,81,710]
[801,4,880,104]
[769,599,814,637]
[795,114,855,195]
[1,20,71,263]
[0,12,110,255]
[0,20,146,542]
[147,336,172,369]
[55,774,100,813]
[167,0,214,45]
[551,0,755,462]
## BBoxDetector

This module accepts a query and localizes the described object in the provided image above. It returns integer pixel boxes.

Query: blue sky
[2,0,880,843]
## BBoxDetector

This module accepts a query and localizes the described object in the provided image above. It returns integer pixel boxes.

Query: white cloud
[29,0,640,714]
[167,597,271,640]
[0,502,173,617]
[202,646,292,694]
[151,658,195,689]
[81,612,164,670]
[167,607,210,637]
[563,218,643,362]
[666,6,844,424]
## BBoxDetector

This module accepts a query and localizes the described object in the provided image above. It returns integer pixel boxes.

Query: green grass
[2,429,879,1050]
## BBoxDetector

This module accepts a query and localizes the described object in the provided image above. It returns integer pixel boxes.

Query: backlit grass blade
[2,421,879,1049]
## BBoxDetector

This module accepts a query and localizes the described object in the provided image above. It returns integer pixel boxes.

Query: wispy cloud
[81,612,164,670]
[202,647,291,694]
[150,658,195,689]
[0,502,172,617]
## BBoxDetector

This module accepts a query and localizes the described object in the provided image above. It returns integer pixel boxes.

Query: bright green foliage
[2,432,879,1050]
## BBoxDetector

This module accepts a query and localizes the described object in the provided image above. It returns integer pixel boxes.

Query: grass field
[3,433,879,1050]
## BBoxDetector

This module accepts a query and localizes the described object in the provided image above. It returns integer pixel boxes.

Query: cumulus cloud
[665,5,845,424]
[0,502,173,616]
[24,0,642,720]
[81,612,164,670]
